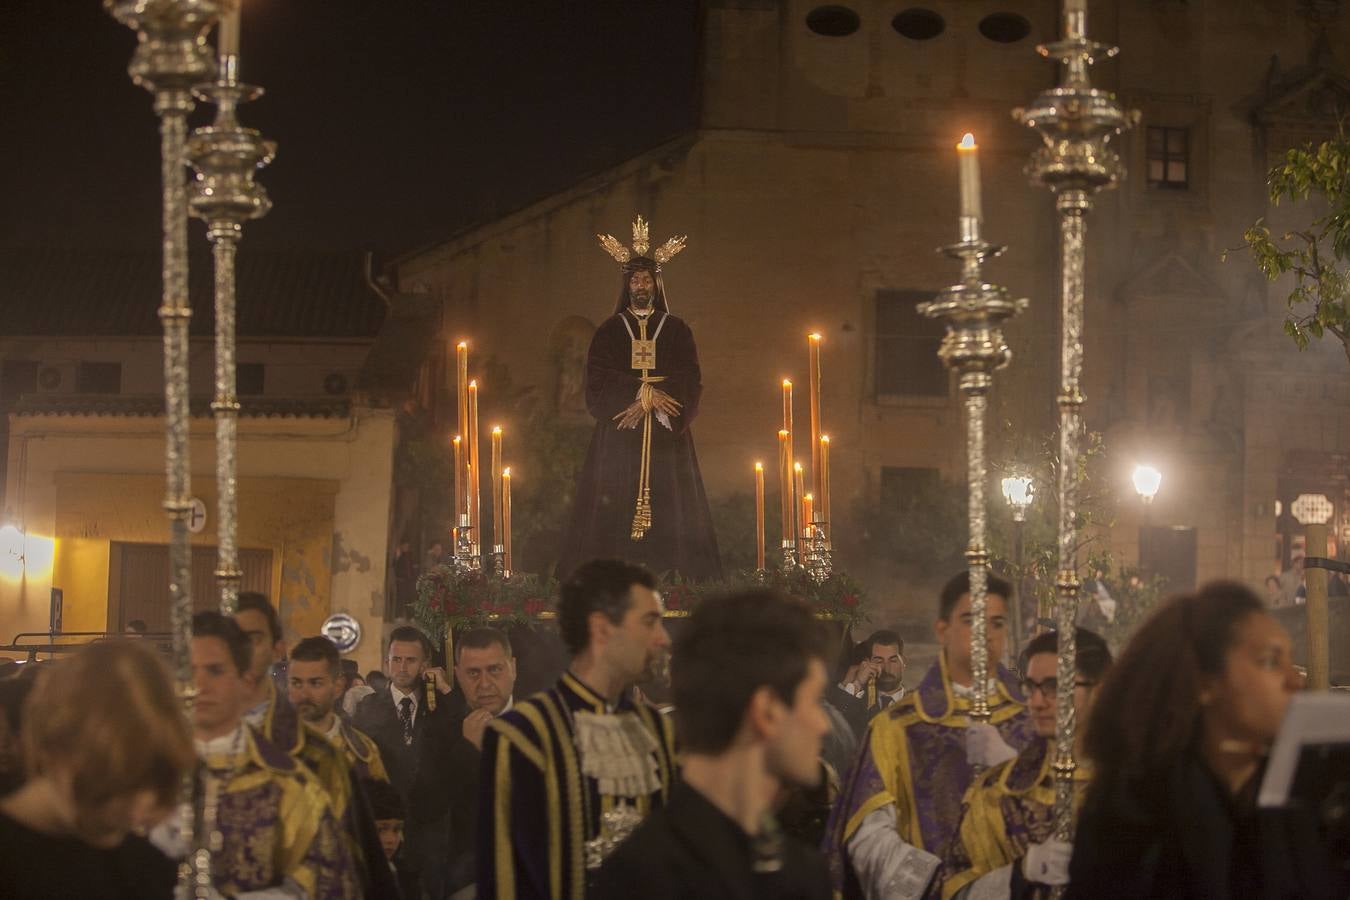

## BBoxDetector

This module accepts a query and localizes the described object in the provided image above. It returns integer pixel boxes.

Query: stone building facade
[394,0,1350,613]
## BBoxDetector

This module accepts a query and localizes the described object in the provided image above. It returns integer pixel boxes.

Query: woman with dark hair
[1066,581,1346,899]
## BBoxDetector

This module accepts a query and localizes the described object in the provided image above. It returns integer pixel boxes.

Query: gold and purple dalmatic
[824,655,1034,897]
[941,739,1091,898]
[200,728,358,899]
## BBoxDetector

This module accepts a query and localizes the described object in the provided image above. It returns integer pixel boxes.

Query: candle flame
[794,462,803,473]
[457,341,468,350]
[958,132,977,150]
[503,467,511,477]
[778,429,789,439]
[469,379,478,389]
[808,332,822,341]
[782,379,792,388]
[453,435,461,444]
[754,461,763,471]
[492,426,502,435]
[805,493,814,501]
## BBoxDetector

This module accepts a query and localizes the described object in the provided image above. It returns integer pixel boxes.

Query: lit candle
[957,133,982,223]
[803,493,815,541]
[820,435,832,544]
[219,0,241,58]
[452,435,463,528]
[782,379,794,526]
[468,380,480,542]
[778,430,792,548]
[456,340,472,520]
[502,467,513,575]
[1063,0,1086,39]
[794,462,806,555]
[491,427,503,551]
[754,462,765,571]
[808,333,823,512]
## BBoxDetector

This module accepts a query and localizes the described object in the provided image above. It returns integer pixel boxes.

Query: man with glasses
[942,627,1113,899]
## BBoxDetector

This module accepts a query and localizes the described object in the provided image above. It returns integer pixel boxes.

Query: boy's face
[375,818,403,861]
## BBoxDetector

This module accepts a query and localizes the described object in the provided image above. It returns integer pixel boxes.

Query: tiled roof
[0,248,386,338]
[11,394,351,419]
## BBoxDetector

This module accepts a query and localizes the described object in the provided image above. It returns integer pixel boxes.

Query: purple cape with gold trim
[823,654,1034,898]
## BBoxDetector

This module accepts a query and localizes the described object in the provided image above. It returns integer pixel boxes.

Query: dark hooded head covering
[614,256,671,315]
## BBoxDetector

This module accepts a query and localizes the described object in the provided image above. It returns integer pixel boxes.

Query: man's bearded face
[628,269,656,311]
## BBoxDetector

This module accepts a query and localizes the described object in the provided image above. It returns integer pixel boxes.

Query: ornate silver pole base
[919,218,1026,723]
[780,539,799,572]
[105,0,219,894]
[186,53,275,618]
[1014,0,1138,845]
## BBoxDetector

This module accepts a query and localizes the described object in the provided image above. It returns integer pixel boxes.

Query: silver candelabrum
[105,0,220,892]
[803,519,832,584]
[187,52,275,618]
[1013,0,1138,843]
[919,216,1026,723]
[454,515,482,574]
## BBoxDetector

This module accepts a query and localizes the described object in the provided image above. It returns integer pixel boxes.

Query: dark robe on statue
[561,276,721,580]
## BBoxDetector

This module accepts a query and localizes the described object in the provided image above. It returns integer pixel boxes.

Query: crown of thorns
[597,215,687,269]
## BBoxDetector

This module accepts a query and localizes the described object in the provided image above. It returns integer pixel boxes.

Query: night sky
[0,1,701,257]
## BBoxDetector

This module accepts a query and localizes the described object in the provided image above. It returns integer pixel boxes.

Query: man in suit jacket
[354,625,454,898]
[413,626,519,900]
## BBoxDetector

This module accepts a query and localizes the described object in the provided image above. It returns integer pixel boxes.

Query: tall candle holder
[1013,0,1137,842]
[104,1,219,893]
[454,512,480,574]
[918,212,1026,725]
[803,519,833,584]
[187,52,275,617]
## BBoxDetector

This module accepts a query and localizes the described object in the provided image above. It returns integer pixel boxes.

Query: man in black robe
[561,216,721,580]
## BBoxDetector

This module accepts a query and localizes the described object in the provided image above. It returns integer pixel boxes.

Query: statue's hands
[612,401,646,430]
[649,388,682,418]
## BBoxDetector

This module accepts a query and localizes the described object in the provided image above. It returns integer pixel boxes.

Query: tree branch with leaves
[1231,135,1350,364]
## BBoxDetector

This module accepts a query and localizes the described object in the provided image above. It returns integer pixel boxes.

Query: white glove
[964,722,1018,768]
[1022,839,1072,886]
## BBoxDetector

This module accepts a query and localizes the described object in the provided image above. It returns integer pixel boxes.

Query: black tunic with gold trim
[478,671,678,900]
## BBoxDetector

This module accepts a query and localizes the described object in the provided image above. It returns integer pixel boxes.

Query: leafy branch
[1229,135,1350,364]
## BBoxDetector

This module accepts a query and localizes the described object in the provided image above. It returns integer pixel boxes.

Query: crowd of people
[0,563,1345,899]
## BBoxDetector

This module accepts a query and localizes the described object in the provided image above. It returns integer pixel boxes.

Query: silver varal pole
[919,215,1026,723]
[1014,0,1137,841]
[105,0,219,892]
[187,52,275,617]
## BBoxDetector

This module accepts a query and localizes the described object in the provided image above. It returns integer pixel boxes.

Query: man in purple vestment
[943,628,1113,899]
[824,571,1035,899]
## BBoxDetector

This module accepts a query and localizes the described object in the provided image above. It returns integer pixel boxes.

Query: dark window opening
[875,290,947,398]
[978,12,1031,43]
[881,467,940,511]
[76,362,122,394]
[237,363,265,396]
[1147,126,1189,189]
[892,8,945,40]
[806,5,861,37]
[1,360,39,406]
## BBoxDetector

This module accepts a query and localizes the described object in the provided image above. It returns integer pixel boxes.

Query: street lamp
[1132,464,1162,504]
[1001,475,1034,521]
[1000,474,1035,656]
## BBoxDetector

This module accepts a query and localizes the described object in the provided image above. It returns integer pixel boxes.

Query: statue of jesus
[559,216,721,581]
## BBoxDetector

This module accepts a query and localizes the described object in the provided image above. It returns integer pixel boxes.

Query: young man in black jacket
[596,589,834,900]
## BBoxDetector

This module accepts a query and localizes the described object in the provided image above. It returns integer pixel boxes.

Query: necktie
[399,697,414,745]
